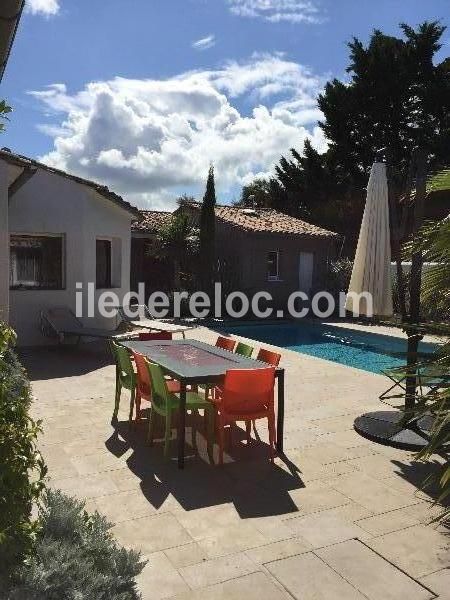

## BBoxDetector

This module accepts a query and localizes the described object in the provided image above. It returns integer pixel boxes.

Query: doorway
[299,252,314,294]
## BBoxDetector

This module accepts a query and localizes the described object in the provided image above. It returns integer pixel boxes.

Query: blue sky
[1,0,449,209]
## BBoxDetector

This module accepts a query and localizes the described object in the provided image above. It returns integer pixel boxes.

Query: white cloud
[227,0,322,24]
[192,34,216,50]
[29,53,327,209]
[25,0,60,16]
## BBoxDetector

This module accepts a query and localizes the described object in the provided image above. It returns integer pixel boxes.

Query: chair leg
[164,411,172,458]
[227,424,232,450]
[135,390,142,423]
[128,388,135,430]
[252,420,261,442]
[245,421,252,445]
[147,407,156,446]
[218,416,225,466]
[112,379,121,422]
[206,409,215,465]
[268,413,276,464]
[191,410,198,455]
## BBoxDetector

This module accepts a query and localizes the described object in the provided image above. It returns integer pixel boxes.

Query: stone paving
[22,325,449,600]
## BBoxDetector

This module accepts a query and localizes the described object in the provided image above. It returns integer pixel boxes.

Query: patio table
[121,339,285,468]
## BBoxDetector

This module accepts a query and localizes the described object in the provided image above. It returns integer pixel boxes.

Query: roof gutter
[0,0,24,83]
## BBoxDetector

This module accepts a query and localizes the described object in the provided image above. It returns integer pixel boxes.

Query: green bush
[327,258,353,296]
[0,324,46,580]
[8,490,147,599]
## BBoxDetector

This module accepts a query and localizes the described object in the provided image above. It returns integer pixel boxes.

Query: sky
[1,0,449,210]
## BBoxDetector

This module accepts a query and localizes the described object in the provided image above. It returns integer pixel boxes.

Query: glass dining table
[120,339,285,468]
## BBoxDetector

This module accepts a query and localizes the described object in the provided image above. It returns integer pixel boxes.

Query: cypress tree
[199,165,216,297]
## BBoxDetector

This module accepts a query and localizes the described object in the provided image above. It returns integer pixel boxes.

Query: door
[299,252,314,294]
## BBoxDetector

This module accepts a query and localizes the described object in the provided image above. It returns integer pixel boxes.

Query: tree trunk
[173,259,181,291]
[404,150,427,413]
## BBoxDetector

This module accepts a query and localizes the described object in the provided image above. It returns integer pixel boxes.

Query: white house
[0,148,138,345]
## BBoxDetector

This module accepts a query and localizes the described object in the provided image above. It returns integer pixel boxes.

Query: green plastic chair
[234,342,254,358]
[110,341,136,425]
[146,361,215,462]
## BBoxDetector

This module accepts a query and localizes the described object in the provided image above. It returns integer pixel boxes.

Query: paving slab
[366,525,450,578]
[245,537,312,564]
[420,568,450,599]
[266,551,366,599]
[317,539,433,600]
[356,507,422,536]
[136,552,190,600]
[178,552,257,589]
[288,480,351,514]
[164,542,209,569]
[112,513,192,555]
[171,571,290,600]
[197,522,268,558]
[330,472,421,513]
[285,510,371,547]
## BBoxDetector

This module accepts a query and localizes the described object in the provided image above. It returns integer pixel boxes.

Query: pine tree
[199,165,216,296]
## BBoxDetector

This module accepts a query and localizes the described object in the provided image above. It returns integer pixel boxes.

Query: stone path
[23,326,449,600]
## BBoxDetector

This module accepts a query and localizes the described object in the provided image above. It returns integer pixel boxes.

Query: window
[267,251,280,281]
[96,239,112,288]
[10,234,64,290]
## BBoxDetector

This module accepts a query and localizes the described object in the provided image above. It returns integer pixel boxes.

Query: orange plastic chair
[213,367,276,465]
[138,331,173,341]
[257,348,281,367]
[216,336,236,352]
[132,351,180,423]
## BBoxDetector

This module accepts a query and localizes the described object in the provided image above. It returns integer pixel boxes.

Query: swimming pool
[217,321,437,374]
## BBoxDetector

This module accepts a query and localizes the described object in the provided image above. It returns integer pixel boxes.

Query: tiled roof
[0,148,139,217]
[132,210,173,233]
[187,202,339,238]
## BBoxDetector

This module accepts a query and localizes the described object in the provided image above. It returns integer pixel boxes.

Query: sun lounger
[116,305,192,338]
[40,306,141,343]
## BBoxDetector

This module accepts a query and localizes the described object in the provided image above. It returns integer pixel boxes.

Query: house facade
[181,203,341,307]
[1,149,138,345]
[132,203,341,308]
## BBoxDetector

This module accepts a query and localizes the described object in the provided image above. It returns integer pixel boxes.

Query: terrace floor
[23,326,449,600]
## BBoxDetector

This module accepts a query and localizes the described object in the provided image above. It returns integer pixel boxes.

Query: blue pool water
[217,322,437,374]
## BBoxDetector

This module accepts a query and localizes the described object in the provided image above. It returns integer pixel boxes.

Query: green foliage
[199,165,216,294]
[7,490,146,599]
[236,178,271,207]
[327,258,353,296]
[319,21,449,182]
[415,219,450,321]
[152,212,199,290]
[0,100,12,132]
[243,21,449,256]
[427,168,450,195]
[0,324,47,580]
[399,216,450,521]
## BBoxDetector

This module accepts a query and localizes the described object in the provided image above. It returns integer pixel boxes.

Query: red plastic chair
[132,351,180,423]
[216,336,236,352]
[138,331,173,341]
[257,348,281,367]
[213,367,276,465]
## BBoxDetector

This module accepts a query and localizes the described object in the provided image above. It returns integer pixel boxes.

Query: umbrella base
[354,410,433,451]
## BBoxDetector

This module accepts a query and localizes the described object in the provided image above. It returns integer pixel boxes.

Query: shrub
[0,324,46,581]
[8,490,147,599]
[327,258,353,296]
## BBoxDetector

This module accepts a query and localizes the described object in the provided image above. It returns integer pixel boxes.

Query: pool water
[218,322,437,374]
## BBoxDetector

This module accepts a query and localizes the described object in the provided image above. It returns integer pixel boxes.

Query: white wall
[0,160,8,323]
[8,169,132,345]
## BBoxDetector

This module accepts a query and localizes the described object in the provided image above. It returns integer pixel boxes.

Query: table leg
[276,370,285,454]
[178,381,187,469]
